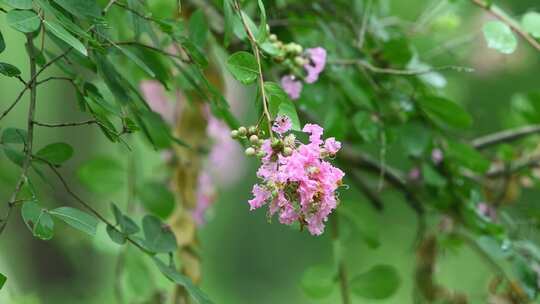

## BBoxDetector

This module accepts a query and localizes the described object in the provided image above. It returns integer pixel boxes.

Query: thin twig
[330,59,474,75]
[103,0,118,14]
[357,0,372,50]
[0,48,72,122]
[471,124,540,149]
[470,0,540,52]
[233,0,274,139]
[33,120,98,128]
[36,76,74,85]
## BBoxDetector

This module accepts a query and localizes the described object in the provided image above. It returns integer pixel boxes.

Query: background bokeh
[1,0,540,303]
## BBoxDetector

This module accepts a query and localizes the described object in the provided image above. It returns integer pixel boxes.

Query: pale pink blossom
[324,138,341,154]
[304,47,327,84]
[281,75,302,100]
[192,172,216,225]
[431,148,444,165]
[272,115,292,134]
[247,123,344,236]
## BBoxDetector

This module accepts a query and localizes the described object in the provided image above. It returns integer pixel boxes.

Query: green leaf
[179,39,208,68]
[301,265,335,299]
[115,44,156,77]
[482,20,517,54]
[353,112,378,142]
[1,0,32,10]
[138,182,175,219]
[43,20,87,56]
[417,96,472,129]
[21,201,54,240]
[77,157,124,194]
[106,224,127,245]
[188,9,208,48]
[398,122,431,157]
[522,12,540,38]
[265,82,287,117]
[226,51,258,84]
[1,128,27,144]
[421,163,446,187]
[111,204,140,235]
[142,215,176,253]
[0,62,21,77]
[350,265,401,300]
[3,146,24,167]
[6,9,41,33]
[0,272,6,290]
[223,0,234,47]
[277,100,301,131]
[36,142,74,165]
[255,0,268,42]
[49,207,98,236]
[50,0,101,19]
[0,30,5,53]
[153,257,214,304]
[139,110,172,150]
[446,141,490,173]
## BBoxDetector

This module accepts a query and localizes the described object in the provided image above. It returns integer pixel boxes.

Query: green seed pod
[248,125,257,134]
[245,147,256,156]
[230,130,239,138]
[249,135,259,144]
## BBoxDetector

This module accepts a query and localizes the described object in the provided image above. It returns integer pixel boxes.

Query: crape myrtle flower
[243,117,345,236]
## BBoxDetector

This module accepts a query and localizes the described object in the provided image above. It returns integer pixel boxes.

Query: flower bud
[283,147,293,156]
[248,125,257,134]
[271,138,281,149]
[258,139,264,146]
[256,150,265,158]
[230,130,239,138]
[265,24,270,32]
[294,56,306,66]
[245,147,256,156]
[249,135,259,144]
[238,126,247,137]
[269,34,277,42]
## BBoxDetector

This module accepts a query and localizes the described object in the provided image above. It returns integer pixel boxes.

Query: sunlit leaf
[6,9,41,33]
[21,201,54,240]
[483,20,517,54]
[49,207,98,236]
[226,51,258,84]
[142,215,176,253]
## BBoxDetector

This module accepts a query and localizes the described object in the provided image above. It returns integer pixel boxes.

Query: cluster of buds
[230,125,266,157]
[264,31,327,100]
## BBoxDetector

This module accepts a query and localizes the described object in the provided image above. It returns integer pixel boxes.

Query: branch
[36,76,74,86]
[470,0,540,52]
[1,35,39,234]
[331,215,351,304]
[330,59,474,75]
[471,124,540,149]
[0,48,71,122]
[233,0,274,139]
[34,120,98,128]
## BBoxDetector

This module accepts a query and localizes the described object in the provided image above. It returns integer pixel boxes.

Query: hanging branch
[471,124,540,149]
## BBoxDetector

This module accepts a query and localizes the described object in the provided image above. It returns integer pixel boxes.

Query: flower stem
[232,0,274,140]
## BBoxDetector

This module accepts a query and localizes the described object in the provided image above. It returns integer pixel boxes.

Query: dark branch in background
[486,155,540,178]
[331,216,351,304]
[470,0,540,52]
[345,170,384,211]
[35,76,74,86]
[471,124,540,149]
[330,59,474,75]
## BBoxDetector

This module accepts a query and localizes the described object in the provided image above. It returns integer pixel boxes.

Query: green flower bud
[248,126,257,134]
[271,138,281,148]
[269,34,278,42]
[294,56,306,66]
[283,147,293,156]
[230,130,239,138]
[249,135,259,144]
[245,147,256,156]
[238,126,247,136]
[256,150,265,158]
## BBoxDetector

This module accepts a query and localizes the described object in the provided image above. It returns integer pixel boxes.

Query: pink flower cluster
[248,118,344,235]
[281,47,327,100]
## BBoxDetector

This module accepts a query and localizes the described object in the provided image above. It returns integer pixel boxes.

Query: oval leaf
[77,157,124,194]
[1,0,33,9]
[36,142,74,165]
[49,206,98,236]
[226,51,258,84]
[21,201,54,240]
[142,215,177,253]
[137,182,175,219]
[350,264,401,300]
[522,12,540,38]
[301,265,336,299]
[44,20,87,56]
[482,20,517,54]
[0,62,20,77]
[417,96,472,129]
[6,9,41,33]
